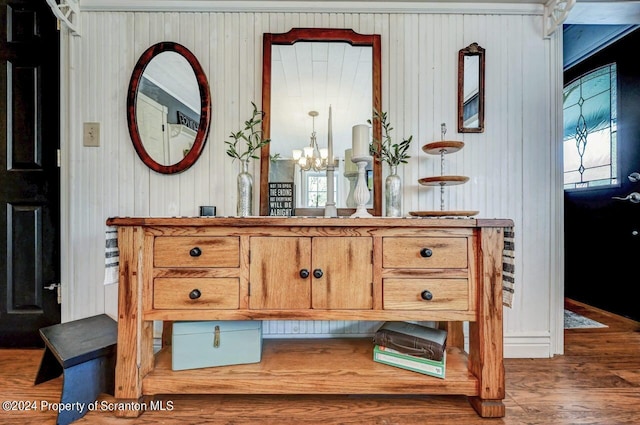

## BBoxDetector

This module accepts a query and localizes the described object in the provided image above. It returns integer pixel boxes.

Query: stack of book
[372,321,448,379]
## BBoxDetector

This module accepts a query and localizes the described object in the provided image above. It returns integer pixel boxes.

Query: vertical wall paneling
[191,13,209,214]
[504,15,525,332]
[485,14,503,317]
[91,12,104,316]
[403,14,417,216]
[524,14,552,335]
[133,13,150,216]
[506,15,526,332]
[211,13,225,213]
[224,13,239,214]
[78,11,102,318]
[416,14,432,213]
[239,13,257,214]
[61,9,561,357]
[118,13,134,218]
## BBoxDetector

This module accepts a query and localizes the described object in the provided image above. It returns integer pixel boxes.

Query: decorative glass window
[563,64,617,190]
[303,173,338,207]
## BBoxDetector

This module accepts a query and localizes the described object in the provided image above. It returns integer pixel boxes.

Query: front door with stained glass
[563,28,640,322]
[563,64,617,189]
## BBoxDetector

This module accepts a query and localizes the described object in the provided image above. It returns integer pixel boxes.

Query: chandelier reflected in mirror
[292,110,328,171]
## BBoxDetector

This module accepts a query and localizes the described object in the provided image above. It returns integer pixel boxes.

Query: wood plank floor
[1,299,638,425]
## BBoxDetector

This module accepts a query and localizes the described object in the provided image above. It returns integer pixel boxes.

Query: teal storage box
[172,321,262,371]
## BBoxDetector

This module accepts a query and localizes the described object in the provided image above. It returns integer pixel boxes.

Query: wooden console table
[107,216,511,418]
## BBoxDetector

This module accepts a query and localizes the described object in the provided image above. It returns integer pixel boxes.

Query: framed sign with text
[269,182,295,216]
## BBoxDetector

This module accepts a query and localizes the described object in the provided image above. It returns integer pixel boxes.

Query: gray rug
[564,310,608,329]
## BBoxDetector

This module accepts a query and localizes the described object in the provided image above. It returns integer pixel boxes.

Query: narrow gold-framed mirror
[259,28,382,216]
[127,42,211,174]
[458,42,485,133]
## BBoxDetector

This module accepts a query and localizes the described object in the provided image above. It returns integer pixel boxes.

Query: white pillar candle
[344,148,358,174]
[352,124,369,158]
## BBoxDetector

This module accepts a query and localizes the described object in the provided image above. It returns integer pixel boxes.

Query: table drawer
[383,278,468,310]
[154,236,240,268]
[153,278,239,309]
[382,237,467,269]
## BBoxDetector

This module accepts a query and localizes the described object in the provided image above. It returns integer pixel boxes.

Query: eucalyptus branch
[367,109,412,167]
[225,101,271,162]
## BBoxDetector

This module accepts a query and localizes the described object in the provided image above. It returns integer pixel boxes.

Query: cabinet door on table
[249,237,311,309]
[249,236,373,310]
[312,237,372,310]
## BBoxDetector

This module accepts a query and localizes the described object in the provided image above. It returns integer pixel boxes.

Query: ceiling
[565,1,640,24]
[562,1,639,69]
[563,24,638,69]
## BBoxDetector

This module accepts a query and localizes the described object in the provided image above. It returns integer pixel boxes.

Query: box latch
[213,325,221,348]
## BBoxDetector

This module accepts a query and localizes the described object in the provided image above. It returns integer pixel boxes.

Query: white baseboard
[504,332,553,358]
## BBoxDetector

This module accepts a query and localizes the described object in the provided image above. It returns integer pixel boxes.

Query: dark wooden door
[0,0,60,347]
[564,29,640,322]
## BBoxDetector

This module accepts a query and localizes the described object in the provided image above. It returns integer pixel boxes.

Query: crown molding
[79,0,544,16]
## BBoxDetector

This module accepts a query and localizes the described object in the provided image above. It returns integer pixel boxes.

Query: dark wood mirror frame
[127,42,211,174]
[259,28,382,216]
[458,42,485,133]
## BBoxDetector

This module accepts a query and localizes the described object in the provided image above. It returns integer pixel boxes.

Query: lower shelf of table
[142,338,478,396]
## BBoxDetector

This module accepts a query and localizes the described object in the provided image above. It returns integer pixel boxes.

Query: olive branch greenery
[225,102,270,162]
[367,109,412,167]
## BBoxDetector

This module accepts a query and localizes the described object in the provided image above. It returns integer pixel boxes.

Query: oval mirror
[127,42,211,174]
[260,28,382,216]
[458,42,485,133]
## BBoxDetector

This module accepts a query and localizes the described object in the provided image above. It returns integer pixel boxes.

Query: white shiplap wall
[60,7,564,357]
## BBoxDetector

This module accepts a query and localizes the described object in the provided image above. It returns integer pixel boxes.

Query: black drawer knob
[190,247,202,257]
[299,269,310,279]
[421,290,433,301]
[420,248,433,258]
[189,289,202,299]
[313,269,324,279]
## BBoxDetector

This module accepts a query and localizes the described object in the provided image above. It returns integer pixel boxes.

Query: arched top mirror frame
[259,28,382,216]
[458,42,485,133]
[127,42,211,174]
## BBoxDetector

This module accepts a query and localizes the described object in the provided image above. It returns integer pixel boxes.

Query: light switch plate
[83,122,100,147]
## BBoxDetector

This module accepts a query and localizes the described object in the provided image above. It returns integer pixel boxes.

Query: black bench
[34,314,117,425]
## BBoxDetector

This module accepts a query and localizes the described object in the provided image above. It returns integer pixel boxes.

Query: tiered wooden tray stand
[411,137,478,217]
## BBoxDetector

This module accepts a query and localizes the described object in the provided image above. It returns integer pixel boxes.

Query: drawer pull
[189,247,202,257]
[421,290,433,301]
[313,269,324,279]
[420,248,433,258]
[299,269,310,279]
[189,289,202,299]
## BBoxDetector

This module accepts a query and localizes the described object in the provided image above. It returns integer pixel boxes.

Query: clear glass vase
[385,165,402,217]
[237,159,253,217]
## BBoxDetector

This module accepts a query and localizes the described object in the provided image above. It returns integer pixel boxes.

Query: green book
[373,345,446,379]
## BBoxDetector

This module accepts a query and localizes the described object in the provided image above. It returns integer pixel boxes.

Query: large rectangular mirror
[260,28,382,216]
